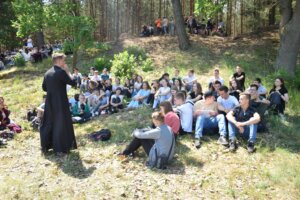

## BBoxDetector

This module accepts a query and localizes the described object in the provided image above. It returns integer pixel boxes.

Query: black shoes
[247,142,256,153]
[229,139,237,152]
[195,138,201,149]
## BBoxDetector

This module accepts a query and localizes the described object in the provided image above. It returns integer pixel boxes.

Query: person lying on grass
[119,111,175,169]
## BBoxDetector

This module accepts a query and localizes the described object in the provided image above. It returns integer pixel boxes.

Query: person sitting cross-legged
[71,94,92,122]
[226,93,261,153]
[119,112,175,169]
[194,91,228,149]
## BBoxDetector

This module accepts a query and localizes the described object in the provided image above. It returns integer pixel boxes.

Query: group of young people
[28,56,289,167]
[48,64,287,166]
[117,66,289,167]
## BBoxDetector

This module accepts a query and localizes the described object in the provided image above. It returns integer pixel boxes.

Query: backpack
[89,129,111,141]
[27,109,37,122]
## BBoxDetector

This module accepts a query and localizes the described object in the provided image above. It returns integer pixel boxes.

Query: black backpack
[89,129,111,141]
[27,109,37,122]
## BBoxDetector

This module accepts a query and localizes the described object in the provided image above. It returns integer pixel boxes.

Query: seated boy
[226,93,261,153]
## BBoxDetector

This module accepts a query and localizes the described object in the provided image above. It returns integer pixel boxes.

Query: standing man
[40,53,77,155]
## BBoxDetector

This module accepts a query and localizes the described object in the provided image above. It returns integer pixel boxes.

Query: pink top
[164,112,180,135]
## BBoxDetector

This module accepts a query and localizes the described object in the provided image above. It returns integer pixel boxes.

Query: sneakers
[217,136,229,145]
[247,142,255,153]
[229,139,237,151]
[195,138,201,149]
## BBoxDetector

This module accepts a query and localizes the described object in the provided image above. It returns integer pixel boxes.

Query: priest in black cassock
[40,53,77,154]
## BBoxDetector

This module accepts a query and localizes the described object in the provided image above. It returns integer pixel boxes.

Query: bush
[140,58,154,72]
[14,53,25,67]
[94,57,112,72]
[86,48,101,58]
[111,51,136,78]
[111,51,154,78]
[96,42,112,51]
[125,46,147,60]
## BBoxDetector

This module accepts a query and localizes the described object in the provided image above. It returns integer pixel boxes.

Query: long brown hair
[159,101,174,114]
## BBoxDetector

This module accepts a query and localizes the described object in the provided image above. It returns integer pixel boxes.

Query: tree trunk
[275,0,300,76]
[190,0,194,16]
[240,0,244,34]
[268,3,276,26]
[171,0,190,50]
[226,0,232,36]
[159,0,162,18]
[36,31,45,49]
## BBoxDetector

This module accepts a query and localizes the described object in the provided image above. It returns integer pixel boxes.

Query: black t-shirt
[233,106,257,122]
[269,87,288,96]
[190,92,203,100]
[233,72,246,89]
[269,87,288,106]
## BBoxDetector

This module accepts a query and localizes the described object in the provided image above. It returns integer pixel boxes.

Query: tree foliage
[195,0,226,18]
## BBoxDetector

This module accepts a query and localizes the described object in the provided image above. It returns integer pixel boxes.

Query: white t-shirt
[176,100,194,132]
[258,85,267,95]
[183,75,197,86]
[91,75,101,82]
[158,86,171,96]
[208,77,224,85]
[217,95,239,110]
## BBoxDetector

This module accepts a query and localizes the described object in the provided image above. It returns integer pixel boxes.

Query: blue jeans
[195,114,227,139]
[228,122,257,143]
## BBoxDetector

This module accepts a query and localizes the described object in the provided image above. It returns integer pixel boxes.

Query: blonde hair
[52,53,66,63]
[151,111,164,123]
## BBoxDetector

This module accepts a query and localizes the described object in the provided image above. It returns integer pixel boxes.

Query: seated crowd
[20,65,289,167]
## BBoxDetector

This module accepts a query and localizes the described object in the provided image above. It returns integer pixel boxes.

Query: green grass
[0,32,300,199]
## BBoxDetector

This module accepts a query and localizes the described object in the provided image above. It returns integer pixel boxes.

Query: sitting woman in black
[188,82,203,103]
[229,79,243,101]
[268,77,289,116]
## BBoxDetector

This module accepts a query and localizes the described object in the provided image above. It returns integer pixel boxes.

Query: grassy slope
[0,32,300,199]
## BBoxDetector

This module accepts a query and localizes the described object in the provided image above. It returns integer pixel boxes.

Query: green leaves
[12,0,44,37]
[111,48,154,79]
[195,0,226,18]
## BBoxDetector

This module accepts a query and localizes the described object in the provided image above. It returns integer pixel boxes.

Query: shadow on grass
[45,151,96,179]
[258,115,300,153]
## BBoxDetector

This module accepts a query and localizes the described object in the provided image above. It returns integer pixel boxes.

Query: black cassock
[40,65,77,153]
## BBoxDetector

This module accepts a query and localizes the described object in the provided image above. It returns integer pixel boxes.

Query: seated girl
[104,79,113,97]
[123,78,134,98]
[188,82,203,103]
[229,79,242,101]
[71,94,92,122]
[112,77,123,93]
[173,78,185,91]
[119,112,175,168]
[147,80,160,105]
[132,75,143,97]
[91,89,109,115]
[268,78,289,117]
[168,86,179,106]
[0,97,10,131]
[127,81,151,108]
[110,87,124,113]
[159,101,180,136]
[153,79,171,109]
